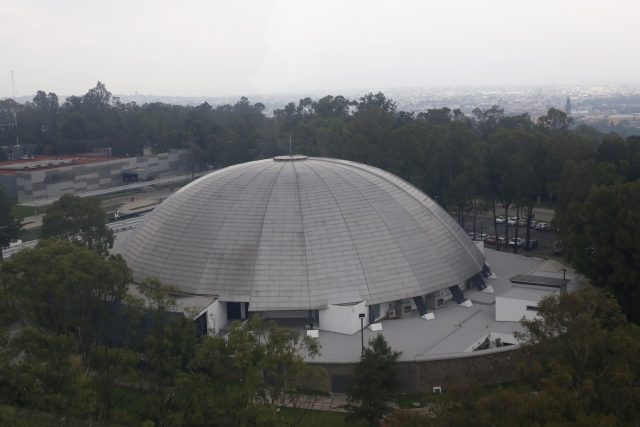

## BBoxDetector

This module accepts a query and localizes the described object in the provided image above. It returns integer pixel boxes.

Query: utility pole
[359,313,365,356]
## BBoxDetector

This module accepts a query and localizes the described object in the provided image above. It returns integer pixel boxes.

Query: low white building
[495,285,558,322]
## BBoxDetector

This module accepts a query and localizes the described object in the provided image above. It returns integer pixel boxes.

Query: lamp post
[359,313,366,356]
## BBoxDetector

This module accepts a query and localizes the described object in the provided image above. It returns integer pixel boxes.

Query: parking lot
[462,211,560,259]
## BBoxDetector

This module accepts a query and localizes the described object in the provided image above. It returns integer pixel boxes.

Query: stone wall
[310,346,524,394]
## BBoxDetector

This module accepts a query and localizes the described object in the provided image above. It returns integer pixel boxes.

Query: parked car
[508,237,525,247]
[535,222,551,231]
[496,216,506,224]
[485,235,497,245]
[468,232,489,242]
[507,217,517,226]
[553,240,563,255]
[523,239,538,250]
[498,236,509,246]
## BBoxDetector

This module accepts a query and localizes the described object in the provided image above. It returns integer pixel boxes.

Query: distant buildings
[0,150,189,202]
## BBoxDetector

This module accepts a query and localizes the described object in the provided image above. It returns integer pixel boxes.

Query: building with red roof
[0,150,189,202]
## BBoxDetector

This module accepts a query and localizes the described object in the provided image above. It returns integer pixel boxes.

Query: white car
[509,237,525,247]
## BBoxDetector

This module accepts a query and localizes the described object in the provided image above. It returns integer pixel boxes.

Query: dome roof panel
[124,157,485,310]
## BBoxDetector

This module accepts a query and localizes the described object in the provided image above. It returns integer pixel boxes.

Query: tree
[41,193,114,255]
[499,112,533,131]
[500,152,536,253]
[472,105,504,138]
[0,240,133,422]
[513,287,640,424]
[137,278,196,427]
[418,288,640,427]
[174,315,321,427]
[416,108,452,128]
[570,181,640,321]
[0,240,131,363]
[352,93,397,167]
[347,334,401,427]
[0,188,21,263]
[537,107,574,131]
[312,95,354,119]
[82,81,114,110]
[0,327,94,418]
[31,90,59,149]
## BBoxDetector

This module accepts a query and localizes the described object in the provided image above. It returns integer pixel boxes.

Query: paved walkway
[21,214,43,230]
[288,394,349,412]
[280,394,406,414]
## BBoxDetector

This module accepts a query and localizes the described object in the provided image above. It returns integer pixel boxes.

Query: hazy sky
[1,0,639,98]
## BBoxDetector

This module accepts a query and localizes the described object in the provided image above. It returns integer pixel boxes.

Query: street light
[359,313,366,356]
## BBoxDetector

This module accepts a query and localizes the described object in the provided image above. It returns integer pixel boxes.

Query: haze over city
[2,0,639,98]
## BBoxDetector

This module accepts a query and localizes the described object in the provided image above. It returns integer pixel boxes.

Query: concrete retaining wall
[310,346,523,393]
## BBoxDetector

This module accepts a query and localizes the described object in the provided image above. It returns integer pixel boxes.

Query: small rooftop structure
[499,285,557,302]
[509,274,568,289]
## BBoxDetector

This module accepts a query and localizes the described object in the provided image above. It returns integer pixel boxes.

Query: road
[3,215,146,260]
[19,173,203,208]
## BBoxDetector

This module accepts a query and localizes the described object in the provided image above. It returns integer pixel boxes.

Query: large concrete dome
[124,156,485,312]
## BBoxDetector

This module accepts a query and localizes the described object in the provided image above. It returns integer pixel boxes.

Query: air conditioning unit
[433,386,442,394]
[388,309,397,319]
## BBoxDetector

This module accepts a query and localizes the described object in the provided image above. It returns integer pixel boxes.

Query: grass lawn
[395,392,450,409]
[11,204,39,220]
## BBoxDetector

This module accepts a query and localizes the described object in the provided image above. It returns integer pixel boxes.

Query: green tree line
[3,82,640,320]
[0,236,321,426]
[2,237,639,425]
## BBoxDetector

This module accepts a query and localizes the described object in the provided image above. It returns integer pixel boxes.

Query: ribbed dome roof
[124,157,485,311]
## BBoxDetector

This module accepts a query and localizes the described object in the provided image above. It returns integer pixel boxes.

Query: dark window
[331,375,353,394]
[195,312,207,337]
[227,302,242,320]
